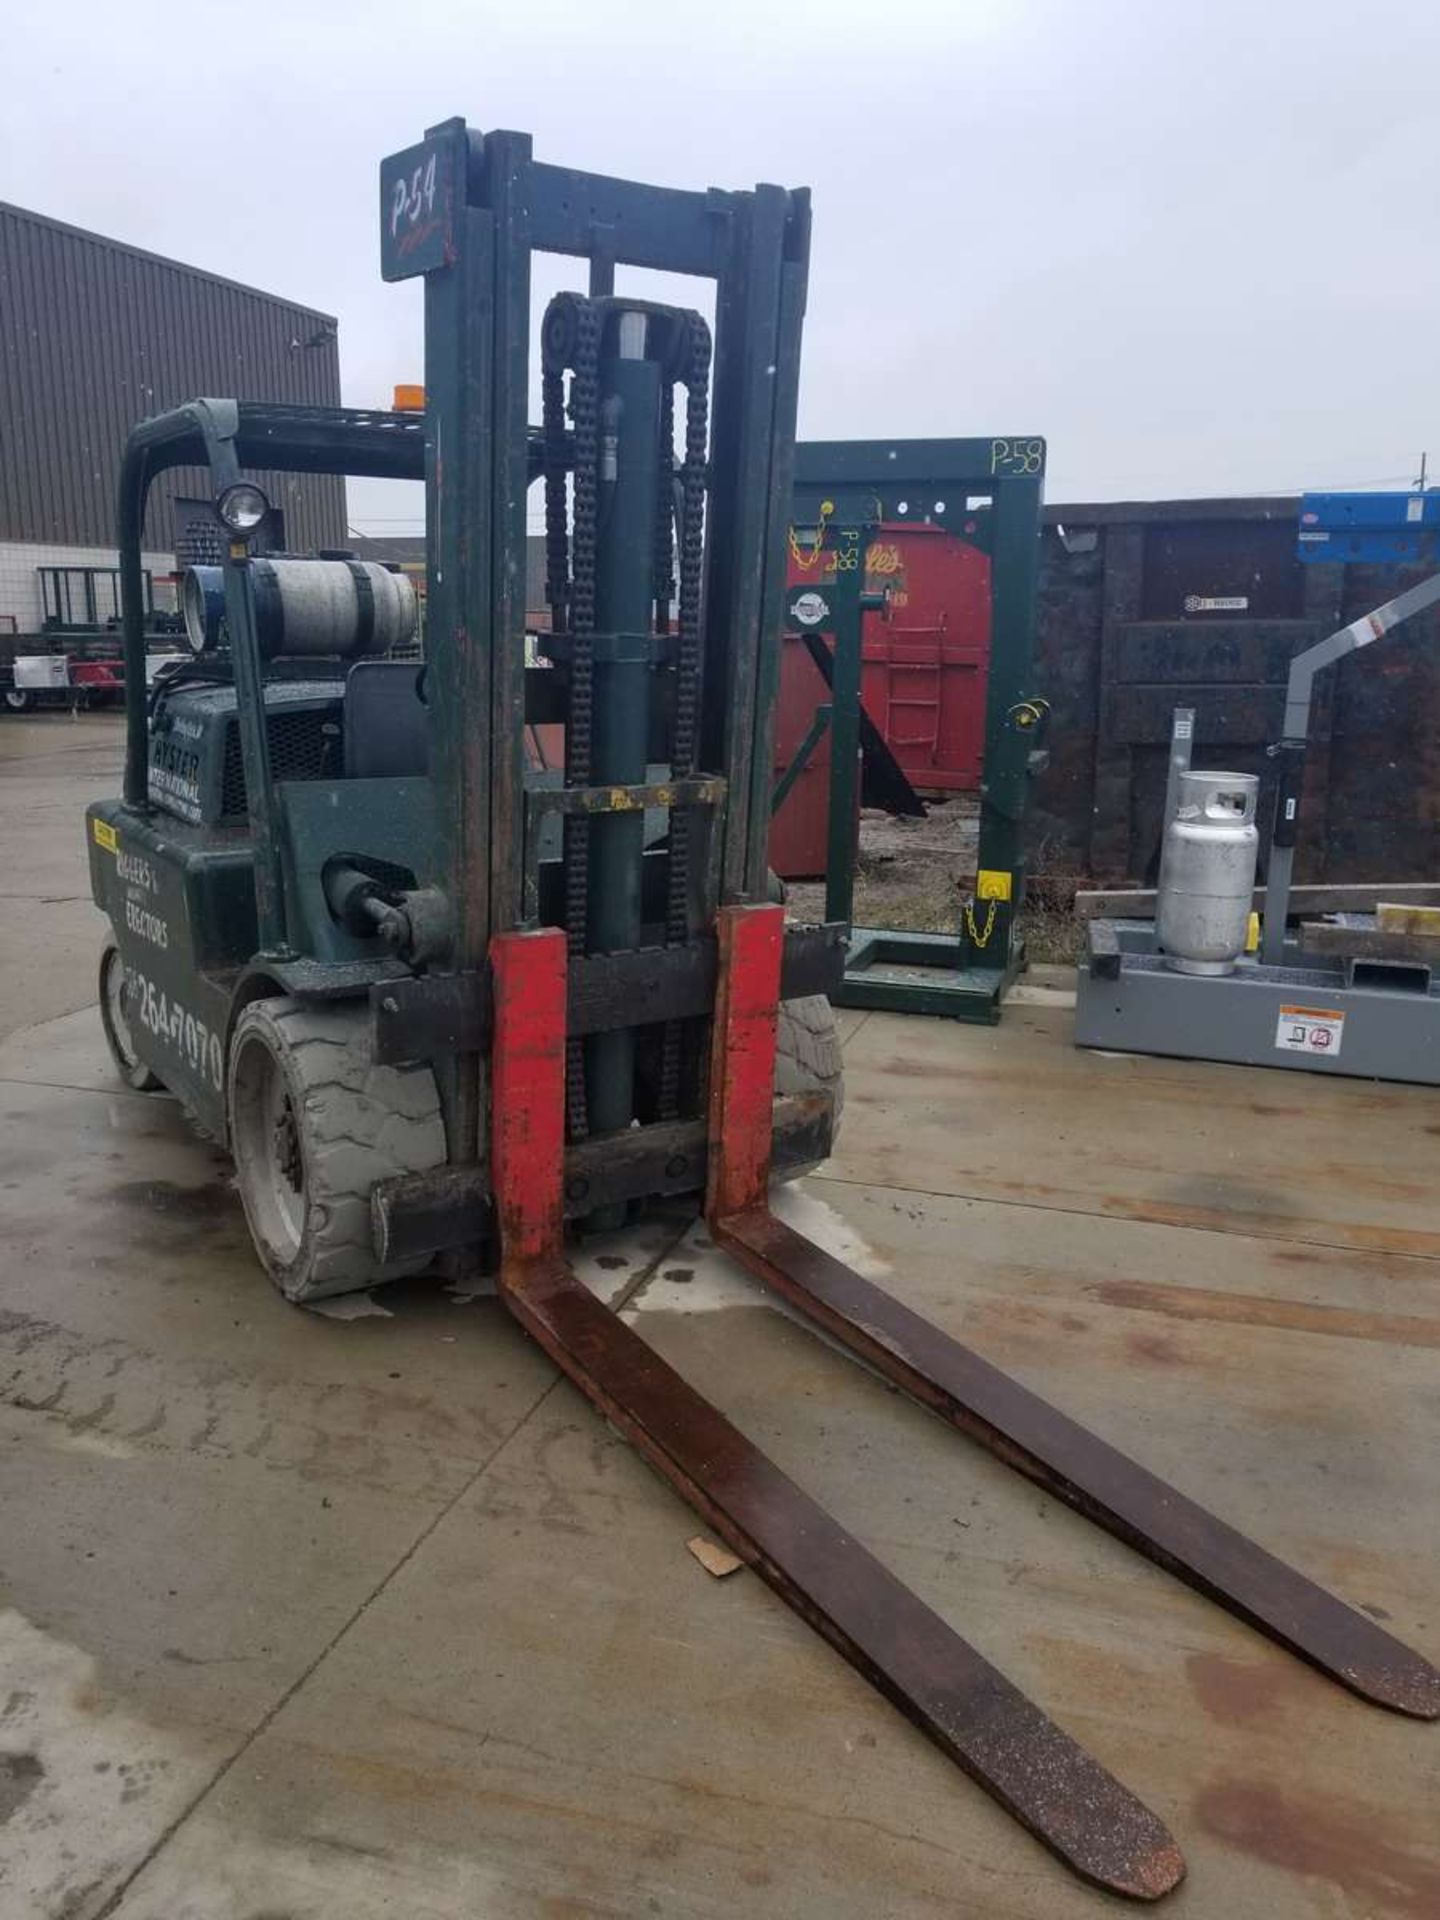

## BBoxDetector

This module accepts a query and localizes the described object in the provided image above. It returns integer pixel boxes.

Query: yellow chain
[787,499,832,570]
[963,897,999,949]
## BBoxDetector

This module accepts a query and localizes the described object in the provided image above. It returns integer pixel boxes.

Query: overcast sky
[5,0,1437,531]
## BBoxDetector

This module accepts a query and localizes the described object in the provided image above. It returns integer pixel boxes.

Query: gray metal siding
[0,203,346,552]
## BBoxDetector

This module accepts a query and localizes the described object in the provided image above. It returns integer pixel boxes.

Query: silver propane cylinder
[183,559,418,659]
[1156,770,1260,975]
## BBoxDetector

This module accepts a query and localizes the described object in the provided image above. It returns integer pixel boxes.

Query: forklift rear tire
[98,940,162,1092]
[774,994,844,1176]
[4,687,33,713]
[227,996,446,1304]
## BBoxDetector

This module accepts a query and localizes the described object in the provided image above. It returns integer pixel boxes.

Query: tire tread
[773,994,844,1174]
[228,996,444,1302]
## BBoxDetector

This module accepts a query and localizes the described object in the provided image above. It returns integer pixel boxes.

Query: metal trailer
[3,639,127,712]
[87,119,1438,1903]
[1,566,185,713]
[1076,572,1440,1081]
[782,440,1050,1020]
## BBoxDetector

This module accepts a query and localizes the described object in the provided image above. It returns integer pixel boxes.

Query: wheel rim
[4,689,29,710]
[232,1032,308,1266]
[102,948,140,1071]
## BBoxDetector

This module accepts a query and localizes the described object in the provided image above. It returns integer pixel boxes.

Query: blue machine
[1297,489,1439,565]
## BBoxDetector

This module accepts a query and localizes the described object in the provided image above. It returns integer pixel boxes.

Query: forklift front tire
[98,939,162,1092]
[773,994,845,1177]
[227,996,446,1303]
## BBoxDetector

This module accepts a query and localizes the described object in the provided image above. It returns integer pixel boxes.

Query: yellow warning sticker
[976,868,1013,902]
[92,817,118,854]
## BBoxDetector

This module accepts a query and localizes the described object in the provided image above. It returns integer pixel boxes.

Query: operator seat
[343,660,429,778]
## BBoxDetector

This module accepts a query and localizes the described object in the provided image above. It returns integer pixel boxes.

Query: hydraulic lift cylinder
[587,309,663,1144]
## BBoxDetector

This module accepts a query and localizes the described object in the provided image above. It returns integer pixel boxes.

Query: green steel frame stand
[779,523,872,927]
[789,438,1048,1023]
[840,926,1027,1021]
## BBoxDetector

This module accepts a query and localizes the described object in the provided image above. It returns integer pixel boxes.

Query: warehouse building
[0,202,346,637]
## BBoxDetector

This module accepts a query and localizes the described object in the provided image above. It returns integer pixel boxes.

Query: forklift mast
[384,119,811,1176]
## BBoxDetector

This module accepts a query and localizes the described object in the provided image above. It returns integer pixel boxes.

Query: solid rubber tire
[227,995,445,1302]
[773,993,844,1176]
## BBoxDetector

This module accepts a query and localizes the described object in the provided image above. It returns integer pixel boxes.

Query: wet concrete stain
[116,1756,169,1803]
[51,1874,110,1920]
[1124,1329,1186,1367]
[594,1255,629,1271]
[920,1162,1440,1258]
[1194,1779,1440,1918]
[1186,1652,1290,1725]
[1160,1170,1310,1222]
[0,1296,503,1503]
[108,1179,234,1225]
[0,1750,43,1822]
[661,1267,694,1285]
[309,1832,392,1863]
[1094,1277,1440,1350]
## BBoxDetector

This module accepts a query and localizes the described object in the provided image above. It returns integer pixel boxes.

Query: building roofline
[0,199,338,327]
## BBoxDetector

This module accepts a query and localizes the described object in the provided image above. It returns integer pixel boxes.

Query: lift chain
[670,309,712,786]
[542,296,710,1132]
[541,293,602,1141]
[541,360,569,638]
[657,309,713,1119]
[563,295,600,788]
[653,379,675,635]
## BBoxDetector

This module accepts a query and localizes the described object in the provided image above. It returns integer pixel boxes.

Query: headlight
[215,481,270,536]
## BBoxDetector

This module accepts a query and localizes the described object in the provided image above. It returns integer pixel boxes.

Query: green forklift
[91,392,840,1299]
[86,118,1436,1902]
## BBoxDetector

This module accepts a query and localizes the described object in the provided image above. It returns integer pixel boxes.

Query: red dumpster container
[770,522,991,878]
[769,628,844,880]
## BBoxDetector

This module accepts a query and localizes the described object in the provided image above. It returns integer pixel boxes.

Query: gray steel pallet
[1075,921,1440,1086]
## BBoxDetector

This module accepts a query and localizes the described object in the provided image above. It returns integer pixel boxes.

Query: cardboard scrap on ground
[686,1535,744,1579]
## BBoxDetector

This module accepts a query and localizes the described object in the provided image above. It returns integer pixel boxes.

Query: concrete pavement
[0,714,116,1041]
[2,711,1437,1918]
